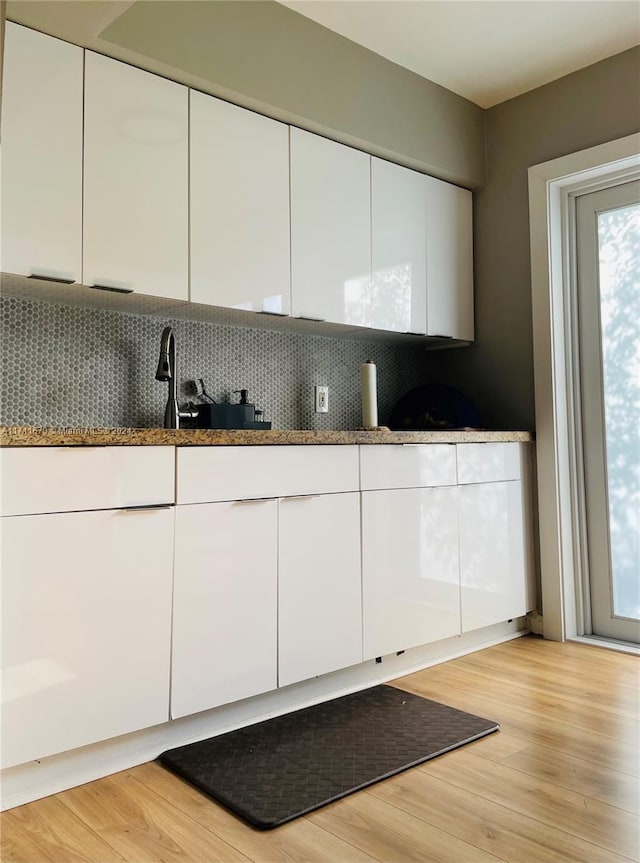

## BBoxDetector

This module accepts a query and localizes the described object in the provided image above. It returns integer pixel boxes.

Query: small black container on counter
[185,388,272,430]
[193,402,271,430]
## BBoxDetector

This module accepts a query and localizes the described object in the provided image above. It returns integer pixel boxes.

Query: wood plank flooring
[2,635,638,863]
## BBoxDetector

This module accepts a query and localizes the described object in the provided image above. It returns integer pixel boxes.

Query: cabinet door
[190,91,290,315]
[371,158,427,334]
[172,499,278,718]
[83,52,188,298]
[0,23,82,281]
[425,176,474,341]
[290,128,371,326]
[278,493,362,686]
[458,481,527,632]
[1,507,173,769]
[362,487,460,660]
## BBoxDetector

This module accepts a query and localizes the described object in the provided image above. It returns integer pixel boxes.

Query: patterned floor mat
[159,684,499,828]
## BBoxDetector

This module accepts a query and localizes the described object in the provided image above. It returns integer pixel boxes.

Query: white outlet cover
[315,385,329,413]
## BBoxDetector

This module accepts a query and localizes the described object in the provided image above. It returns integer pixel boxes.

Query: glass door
[576,180,640,643]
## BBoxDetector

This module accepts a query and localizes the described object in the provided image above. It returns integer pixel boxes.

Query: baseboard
[1,620,526,810]
[569,635,640,656]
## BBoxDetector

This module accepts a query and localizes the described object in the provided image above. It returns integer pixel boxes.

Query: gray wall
[100,0,484,188]
[0,1,6,110]
[430,47,640,430]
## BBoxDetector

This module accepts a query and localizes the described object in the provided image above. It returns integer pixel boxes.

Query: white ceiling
[280,0,640,107]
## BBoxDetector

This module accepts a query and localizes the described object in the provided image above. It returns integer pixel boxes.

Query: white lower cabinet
[278,493,363,687]
[0,506,174,769]
[172,490,362,706]
[172,445,361,707]
[171,500,278,718]
[362,486,460,660]
[458,480,527,632]
[0,441,533,773]
[361,442,533,659]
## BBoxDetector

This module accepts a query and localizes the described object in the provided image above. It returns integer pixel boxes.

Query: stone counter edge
[1,427,534,447]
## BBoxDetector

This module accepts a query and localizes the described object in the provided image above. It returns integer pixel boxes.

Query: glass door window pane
[577,180,640,642]
[597,204,640,619]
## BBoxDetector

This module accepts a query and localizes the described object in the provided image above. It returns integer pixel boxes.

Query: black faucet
[155,326,198,429]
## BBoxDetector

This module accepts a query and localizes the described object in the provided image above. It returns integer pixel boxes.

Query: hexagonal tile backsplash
[0,297,432,429]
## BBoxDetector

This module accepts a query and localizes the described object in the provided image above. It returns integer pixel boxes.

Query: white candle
[361,360,378,428]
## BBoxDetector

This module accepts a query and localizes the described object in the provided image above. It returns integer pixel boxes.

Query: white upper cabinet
[2,24,474,336]
[371,158,427,334]
[190,92,290,314]
[290,128,371,326]
[425,176,474,341]
[371,158,473,339]
[83,52,188,299]
[0,23,82,282]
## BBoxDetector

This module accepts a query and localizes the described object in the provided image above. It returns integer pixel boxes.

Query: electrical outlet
[315,385,329,413]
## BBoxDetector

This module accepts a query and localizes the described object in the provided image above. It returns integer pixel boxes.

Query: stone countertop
[0,426,533,447]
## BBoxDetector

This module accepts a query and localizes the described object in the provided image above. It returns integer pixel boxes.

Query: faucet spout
[155,326,174,381]
[155,337,172,382]
[155,326,197,429]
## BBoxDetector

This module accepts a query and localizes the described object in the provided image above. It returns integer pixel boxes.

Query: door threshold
[569,635,640,656]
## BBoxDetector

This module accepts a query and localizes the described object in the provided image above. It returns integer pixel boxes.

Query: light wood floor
[2,636,638,863]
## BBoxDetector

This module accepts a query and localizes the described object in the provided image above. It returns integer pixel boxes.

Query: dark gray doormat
[159,684,499,829]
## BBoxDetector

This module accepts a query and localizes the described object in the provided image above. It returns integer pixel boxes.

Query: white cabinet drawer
[456,443,522,485]
[0,447,175,516]
[360,444,457,490]
[177,445,359,503]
